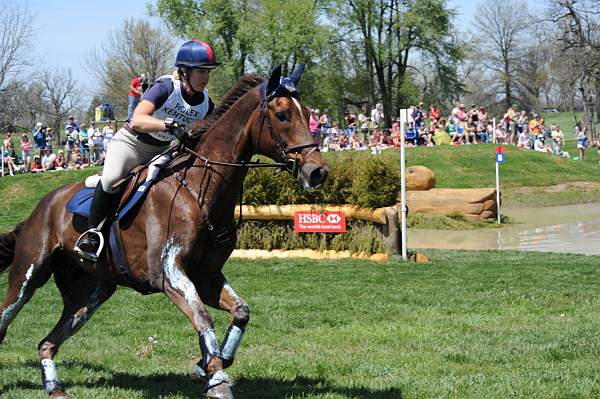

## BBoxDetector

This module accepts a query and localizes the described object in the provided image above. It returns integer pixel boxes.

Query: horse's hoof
[50,390,69,399]
[204,370,234,399]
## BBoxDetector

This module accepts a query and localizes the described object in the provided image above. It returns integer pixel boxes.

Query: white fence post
[496,155,501,224]
[1,146,4,177]
[399,109,408,260]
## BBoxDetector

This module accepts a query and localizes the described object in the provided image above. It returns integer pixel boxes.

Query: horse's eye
[275,112,287,122]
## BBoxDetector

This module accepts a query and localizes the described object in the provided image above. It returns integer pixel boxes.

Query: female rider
[75,39,220,261]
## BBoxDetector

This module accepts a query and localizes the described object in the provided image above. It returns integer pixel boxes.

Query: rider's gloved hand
[165,118,188,140]
[172,124,189,140]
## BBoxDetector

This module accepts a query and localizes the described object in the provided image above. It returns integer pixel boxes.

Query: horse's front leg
[194,271,250,370]
[161,239,233,399]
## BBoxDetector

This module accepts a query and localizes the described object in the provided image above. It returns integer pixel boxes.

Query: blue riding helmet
[175,39,221,69]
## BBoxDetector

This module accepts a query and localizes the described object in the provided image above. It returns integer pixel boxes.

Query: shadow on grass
[0,360,403,398]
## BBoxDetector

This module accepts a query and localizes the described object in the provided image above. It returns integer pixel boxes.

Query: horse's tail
[0,221,25,273]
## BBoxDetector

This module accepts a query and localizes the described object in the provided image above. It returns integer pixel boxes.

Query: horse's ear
[266,64,283,95]
[290,64,305,84]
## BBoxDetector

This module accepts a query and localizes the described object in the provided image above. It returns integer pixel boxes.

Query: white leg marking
[71,284,103,329]
[0,264,34,329]
[41,358,58,381]
[161,238,199,305]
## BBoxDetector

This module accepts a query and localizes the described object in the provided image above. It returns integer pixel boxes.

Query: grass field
[0,251,599,398]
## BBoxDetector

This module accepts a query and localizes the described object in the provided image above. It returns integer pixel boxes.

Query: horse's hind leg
[37,266,115,398]
[0,251,53,344]
[195,271,250,371]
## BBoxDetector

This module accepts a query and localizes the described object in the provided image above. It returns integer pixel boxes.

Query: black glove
[172,124,189,140]
[165,118,188,140]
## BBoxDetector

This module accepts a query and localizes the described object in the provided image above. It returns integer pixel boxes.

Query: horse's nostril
[309,167,328,188]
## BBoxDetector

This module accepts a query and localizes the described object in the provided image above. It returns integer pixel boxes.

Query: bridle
[164,73,320,235]
[253,83,319,177]
[179,81,319,178]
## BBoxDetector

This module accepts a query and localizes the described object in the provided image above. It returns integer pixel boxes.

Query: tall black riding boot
[74,183,117,261]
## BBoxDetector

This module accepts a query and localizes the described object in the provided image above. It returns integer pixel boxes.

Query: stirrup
[74,228,104,262]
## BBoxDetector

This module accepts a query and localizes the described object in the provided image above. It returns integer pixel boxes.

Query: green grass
[0,251,599,398]
[400,143,600,189]
[0,167,100,231]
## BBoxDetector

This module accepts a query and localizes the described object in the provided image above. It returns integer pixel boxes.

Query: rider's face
[187,68,211,93]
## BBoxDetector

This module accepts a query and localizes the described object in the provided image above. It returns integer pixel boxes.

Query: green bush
[348,154,401,208]
[238,155,399,254]
[242,153,401,208]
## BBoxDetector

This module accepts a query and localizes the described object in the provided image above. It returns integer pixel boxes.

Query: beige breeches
[100,128,169,193]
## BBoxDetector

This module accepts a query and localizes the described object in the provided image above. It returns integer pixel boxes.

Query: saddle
[66,158,169,294]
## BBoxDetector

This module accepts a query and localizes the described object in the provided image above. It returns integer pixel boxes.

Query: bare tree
[513,28,553,112]
[0,80,46,130]
[38,68,80,145]
[473,0,530,109]
[85,19,174,118]
[547,0,600,136]
[0,0,35,89]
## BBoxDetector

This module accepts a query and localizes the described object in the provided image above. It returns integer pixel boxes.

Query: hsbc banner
[294,211,347,233]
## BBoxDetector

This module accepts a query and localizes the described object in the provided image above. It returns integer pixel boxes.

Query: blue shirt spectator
[33,125,47,149]
[64,116,79,136]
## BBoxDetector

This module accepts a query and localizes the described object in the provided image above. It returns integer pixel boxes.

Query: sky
[27,0,163,100]
[25,0,541,105]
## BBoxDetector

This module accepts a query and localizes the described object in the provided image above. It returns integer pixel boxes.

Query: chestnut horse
[0,65,328,399]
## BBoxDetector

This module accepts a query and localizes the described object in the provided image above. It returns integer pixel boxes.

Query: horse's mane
[189,74,266,139]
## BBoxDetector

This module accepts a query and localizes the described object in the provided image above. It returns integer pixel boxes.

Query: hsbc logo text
[294,211,346,233]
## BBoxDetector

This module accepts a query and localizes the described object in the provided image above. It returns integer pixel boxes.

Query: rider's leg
[74,181,118,258]
[75,129,169,260]
[75,131,140,259]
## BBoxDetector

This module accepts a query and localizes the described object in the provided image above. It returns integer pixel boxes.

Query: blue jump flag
[495,146,505,164]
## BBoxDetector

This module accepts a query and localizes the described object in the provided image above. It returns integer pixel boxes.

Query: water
[408,203,600,255]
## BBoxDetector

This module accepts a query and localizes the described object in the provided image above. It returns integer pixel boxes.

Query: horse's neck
[195,90,259,165]
[189,89,259,216]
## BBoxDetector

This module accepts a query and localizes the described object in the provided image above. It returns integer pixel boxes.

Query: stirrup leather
[74,228,104,262]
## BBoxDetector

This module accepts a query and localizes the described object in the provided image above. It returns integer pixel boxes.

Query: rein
[180,87,318,173]
[171,83,319,237]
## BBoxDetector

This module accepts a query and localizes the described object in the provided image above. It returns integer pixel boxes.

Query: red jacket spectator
[129,77,142,97]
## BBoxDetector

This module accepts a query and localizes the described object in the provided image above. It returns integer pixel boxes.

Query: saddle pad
[65,187,95,217]
[66,180,154,221]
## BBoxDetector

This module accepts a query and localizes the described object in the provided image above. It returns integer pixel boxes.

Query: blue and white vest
[149,75,210,142]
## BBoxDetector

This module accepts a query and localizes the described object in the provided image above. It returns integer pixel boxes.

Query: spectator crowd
[0,102,596,177]
[1,116,115,176]
[308,102,588,159]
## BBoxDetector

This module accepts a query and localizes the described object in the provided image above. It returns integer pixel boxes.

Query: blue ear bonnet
[261,77,299,102]
[260,64,305,102]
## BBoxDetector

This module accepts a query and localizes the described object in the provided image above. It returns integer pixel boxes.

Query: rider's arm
[130,77,172,133]
[130,100,169,133]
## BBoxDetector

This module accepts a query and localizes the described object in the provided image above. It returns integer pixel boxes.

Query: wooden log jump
[234,204,400,255]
